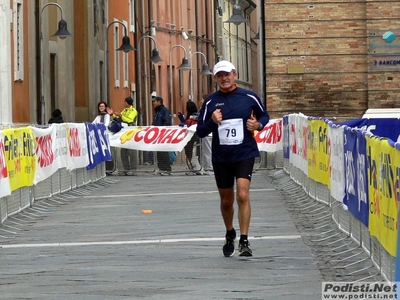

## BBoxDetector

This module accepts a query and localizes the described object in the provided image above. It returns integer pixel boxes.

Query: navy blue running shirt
[196,87,270,163]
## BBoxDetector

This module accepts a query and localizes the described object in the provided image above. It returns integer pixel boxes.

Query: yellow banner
[368,136,399,256]
[3,127,36,191]
[308,119,329,186]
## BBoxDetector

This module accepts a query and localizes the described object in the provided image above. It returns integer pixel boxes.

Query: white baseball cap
[212,60,236,76]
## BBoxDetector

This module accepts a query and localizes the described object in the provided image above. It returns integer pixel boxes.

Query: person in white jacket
[92,101,111,127]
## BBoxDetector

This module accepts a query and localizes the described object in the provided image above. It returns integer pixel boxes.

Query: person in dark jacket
[152,96,172,175]
[48,109,64,124]
[196,60,270,257]
[182,100,200,171]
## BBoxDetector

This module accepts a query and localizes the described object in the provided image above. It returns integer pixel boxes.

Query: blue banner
[283,115,290,159]
[344,127,369,226]
[86,123,112,170]
[339,118,400,142]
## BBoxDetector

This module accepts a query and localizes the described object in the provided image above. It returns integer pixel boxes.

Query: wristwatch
[258,122,264,131]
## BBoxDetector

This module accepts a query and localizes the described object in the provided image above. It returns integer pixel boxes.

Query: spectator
[152,96,172,175]
[107,96,138,176]
[92,101,111,127]
[182,101,200,171]
[48,109,64,124]
[198,94,213,174]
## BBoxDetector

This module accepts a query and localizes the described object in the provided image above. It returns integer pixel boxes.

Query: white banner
[109,126,196,152]
[255,119,283,152]
[31,125,57,184]
[328,122,345,202]
[289,113,308,173]
[31,124,69,184]
[66,123,89,170]
[0,131,11,198]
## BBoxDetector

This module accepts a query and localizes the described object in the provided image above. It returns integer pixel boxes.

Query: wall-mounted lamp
[189,51,212,102]
[106,21,136,105]
[225,0,249,25]
[178,57,192,70]
[136,35,163,125]
[169,45,192,122]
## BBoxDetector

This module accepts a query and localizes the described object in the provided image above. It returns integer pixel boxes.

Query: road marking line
[0,235,301,249]
[82,188,276,199]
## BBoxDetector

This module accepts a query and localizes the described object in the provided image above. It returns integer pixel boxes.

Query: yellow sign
[3,127,36,191]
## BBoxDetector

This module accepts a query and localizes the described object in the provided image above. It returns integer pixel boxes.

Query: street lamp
[136,35,163,126]
[106,21,136,106]
[40,2,71,124]
[169,45,192,123]
[225,0,249,25]
[189,51,212,101]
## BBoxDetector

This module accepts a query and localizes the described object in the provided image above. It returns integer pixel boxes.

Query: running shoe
[222,230,236,257]
[160,172,172,176]
[238,240,252,257]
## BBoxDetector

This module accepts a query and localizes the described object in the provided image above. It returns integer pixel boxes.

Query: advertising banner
[3,128,36,191]
[283,115,290,159]
[339,118,400,143]
[328,122,345,202]
[109,126,196,152]
[86,123,112,170]
[66,123,89,170]
[255,119,283,152]
[368,137,399,256]
[308,119,329,186]
[0,131,11,198]
[31,125,59,184]
[343,127,369,227]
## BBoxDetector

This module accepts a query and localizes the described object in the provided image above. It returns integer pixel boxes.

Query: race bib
[218,118,244,145]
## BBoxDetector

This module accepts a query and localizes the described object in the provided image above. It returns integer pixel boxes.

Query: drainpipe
[260,0,266,107]
[35,0,41,124]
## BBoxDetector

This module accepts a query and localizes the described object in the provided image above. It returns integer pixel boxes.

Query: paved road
[0,170,322,300]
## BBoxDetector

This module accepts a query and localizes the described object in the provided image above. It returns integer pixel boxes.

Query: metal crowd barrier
[106,146,285,175]
[284,160,395,281]
[0,163,106,225]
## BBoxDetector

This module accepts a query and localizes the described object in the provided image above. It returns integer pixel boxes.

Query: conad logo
[383,31,396,43]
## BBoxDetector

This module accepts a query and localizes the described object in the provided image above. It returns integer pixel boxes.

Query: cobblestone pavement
[0,169,384,299]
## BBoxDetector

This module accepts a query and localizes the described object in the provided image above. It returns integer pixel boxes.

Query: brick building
[264,0,400,119]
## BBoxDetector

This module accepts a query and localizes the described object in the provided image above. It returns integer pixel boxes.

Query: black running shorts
[212,157,255,189]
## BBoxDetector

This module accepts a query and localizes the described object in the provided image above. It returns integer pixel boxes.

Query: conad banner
[0,130,11,198]
[368,136,399,257]
[109,125,196,151]
[343,127,369,227]
[2,127,36,191]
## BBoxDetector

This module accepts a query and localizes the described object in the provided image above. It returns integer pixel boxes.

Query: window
[122,20,129,88]
[129,0,135,32]
[113,21,120,87]
[13,0,24,81]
